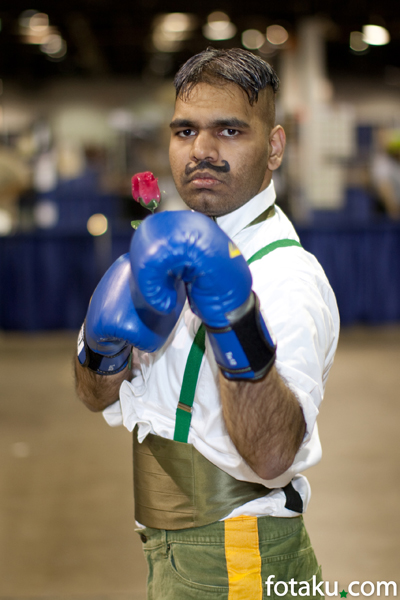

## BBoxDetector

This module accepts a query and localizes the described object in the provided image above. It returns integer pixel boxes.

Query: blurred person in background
[0,145,31,231]
[74,48,339,600]
[371,129,400,219]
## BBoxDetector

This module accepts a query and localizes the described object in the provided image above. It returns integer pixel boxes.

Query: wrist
[204,292,276,380]
[77,323,132,376]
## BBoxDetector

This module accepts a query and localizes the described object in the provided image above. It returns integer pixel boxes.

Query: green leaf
[139,197,159,213]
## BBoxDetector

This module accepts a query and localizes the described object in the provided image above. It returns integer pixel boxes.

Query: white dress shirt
[103,181,340,518]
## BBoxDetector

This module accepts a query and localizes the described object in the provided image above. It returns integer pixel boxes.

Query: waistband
[137,514,305,548]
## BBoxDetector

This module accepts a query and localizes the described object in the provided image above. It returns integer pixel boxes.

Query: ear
[267,125,286,171]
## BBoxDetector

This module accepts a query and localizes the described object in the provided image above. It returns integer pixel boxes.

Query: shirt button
[140,533,147,543]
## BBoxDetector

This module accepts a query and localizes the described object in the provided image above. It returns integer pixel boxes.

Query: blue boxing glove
[78,253,185,375]
[129,211,276,380]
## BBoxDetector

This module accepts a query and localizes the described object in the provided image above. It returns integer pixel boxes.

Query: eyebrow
[169,117,250,130]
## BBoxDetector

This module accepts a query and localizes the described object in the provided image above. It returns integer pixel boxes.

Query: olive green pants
[137,515,323,600]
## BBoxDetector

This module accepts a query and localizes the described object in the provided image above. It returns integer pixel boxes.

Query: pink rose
[131,171,161,214]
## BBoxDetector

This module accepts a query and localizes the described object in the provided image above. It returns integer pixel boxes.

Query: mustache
[185,160,230,176]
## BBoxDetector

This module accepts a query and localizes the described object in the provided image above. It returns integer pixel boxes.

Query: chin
[183,199,224,217]
[180,191,228,217]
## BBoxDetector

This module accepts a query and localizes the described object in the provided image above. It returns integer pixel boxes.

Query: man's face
[169,82,281,217]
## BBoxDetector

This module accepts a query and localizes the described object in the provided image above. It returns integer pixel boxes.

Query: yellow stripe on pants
[224,516,262,600]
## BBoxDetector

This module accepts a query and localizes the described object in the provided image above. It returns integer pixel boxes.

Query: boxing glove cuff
[204,293,276,380]
[77,323,132,376]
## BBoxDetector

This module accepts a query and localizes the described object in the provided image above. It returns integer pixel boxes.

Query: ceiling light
[152,13,196,52]
[46,39,67,60]
[203,11,236,40]
[362,24,390,46]
[349,31,368,52]
[208,11,230,25]
[162,13,194,33]
[266,25,289,45]
[29,12,49,32]
[18,10,38,28]
[23,25,59,45]
[242,29,265,50]
[202,22,236,40]
[41,33,63,55]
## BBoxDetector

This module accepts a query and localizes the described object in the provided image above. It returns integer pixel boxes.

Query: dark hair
[174,47,280,106]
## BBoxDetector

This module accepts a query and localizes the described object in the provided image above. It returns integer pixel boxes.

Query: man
[75,47,339,599]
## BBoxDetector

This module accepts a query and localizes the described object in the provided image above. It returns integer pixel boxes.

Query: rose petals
[131,172,161,213]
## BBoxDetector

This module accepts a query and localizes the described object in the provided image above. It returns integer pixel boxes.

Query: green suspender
[173,238,302,443]
[247,239,302,265]
[173,325,206,442]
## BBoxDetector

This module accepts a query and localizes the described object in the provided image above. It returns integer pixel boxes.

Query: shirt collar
[215,180,276,239]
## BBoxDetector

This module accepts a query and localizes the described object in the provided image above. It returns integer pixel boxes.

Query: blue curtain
[297,222,400,324]
[1,222,400,330]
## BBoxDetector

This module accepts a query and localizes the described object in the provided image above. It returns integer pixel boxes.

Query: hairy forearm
[220,366,306,480]
[74,356,131,412]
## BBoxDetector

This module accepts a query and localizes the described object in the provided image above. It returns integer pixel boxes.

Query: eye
[220,128,239,137]
[177,129,196,137]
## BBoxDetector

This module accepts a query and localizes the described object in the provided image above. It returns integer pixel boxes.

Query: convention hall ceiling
[0,0,399,86]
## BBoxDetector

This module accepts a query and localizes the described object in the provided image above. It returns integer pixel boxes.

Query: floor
[0,327,399,599]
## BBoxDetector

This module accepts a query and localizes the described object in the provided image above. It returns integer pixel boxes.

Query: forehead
[173,82,267,125]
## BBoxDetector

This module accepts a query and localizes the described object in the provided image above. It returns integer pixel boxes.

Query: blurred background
[0,0,400,329]
[0,1,399,599]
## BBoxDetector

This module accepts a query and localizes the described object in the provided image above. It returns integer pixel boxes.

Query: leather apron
[133,430,271,530]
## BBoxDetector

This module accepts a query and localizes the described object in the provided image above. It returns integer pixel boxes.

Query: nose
[190,131,219,164]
